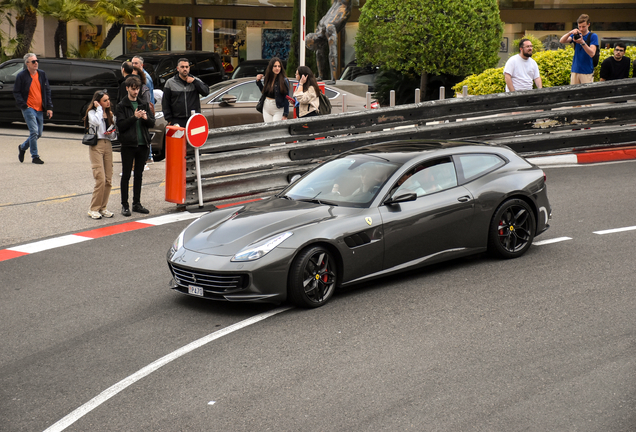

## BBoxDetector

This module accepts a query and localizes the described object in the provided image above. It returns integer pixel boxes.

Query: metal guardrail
[182,79,636,205]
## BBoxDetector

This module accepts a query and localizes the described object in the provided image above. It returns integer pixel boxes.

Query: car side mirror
[289,174,302,184]
[384,193,417,205]
[220,94,237,105]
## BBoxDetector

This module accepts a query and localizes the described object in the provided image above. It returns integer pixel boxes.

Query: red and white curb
[527,147,636,166]
[0,198,264,263]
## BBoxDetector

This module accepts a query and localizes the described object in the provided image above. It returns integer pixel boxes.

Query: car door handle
[457,195,471,202]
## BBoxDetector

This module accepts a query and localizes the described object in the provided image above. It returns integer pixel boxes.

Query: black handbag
[82,125,97,146]
[256,93,266,114]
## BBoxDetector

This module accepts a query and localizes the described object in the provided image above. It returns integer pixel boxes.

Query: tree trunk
[14,1,39,59]
[54,22,63,58]
[59,21,68,58]
[100,23,123,51]
[419,71,428,102]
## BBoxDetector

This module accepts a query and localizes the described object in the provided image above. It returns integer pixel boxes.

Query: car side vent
[344,232,371,248]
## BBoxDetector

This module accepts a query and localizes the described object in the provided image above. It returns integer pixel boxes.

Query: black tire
[488,199,535,259]
[288,246,337,308]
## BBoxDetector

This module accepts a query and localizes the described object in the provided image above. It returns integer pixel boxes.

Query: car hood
[183,198,334,256]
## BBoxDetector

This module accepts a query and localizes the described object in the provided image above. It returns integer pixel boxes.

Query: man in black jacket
[115,75,156,216]
[162,58,209,126]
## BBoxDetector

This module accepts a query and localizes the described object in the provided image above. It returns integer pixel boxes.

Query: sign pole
[194,148,203,208]
[300,0,306,66]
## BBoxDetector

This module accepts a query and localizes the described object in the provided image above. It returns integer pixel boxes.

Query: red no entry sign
[185,113,209,148]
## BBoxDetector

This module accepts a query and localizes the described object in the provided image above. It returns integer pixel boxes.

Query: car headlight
[155,111,164,119]
[171,230,185,254]
[231,232,293,262]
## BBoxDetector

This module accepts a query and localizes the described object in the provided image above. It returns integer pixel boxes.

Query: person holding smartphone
[115,75,155,217]
[84,89,117,219]
[293,66,320,118]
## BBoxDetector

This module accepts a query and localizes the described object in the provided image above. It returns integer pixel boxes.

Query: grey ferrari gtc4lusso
[167,139,552,308]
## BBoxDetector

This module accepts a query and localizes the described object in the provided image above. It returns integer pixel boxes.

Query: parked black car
[0,58,123,125]
[115,51,225,90]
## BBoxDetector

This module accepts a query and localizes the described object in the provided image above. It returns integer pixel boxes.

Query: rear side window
[38,62,72,86]
[72,66,118,87]
[455,153,505,183]
[196,56,218,74]
[0,62,24,84]
[155,58,177,80]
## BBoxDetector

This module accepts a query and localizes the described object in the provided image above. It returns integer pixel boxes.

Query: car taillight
[543,171,547,183]
[365,101,379,109]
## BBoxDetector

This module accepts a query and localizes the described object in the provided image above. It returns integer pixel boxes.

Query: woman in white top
[293,66,320,118]
[84,89,117,219]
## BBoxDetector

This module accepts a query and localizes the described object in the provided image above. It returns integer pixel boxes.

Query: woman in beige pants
[85,90,117,219]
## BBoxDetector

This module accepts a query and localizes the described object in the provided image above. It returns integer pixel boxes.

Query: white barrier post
[415,88,420,103]
[390,90,395,107]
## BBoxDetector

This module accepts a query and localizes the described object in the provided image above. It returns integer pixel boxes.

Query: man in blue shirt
[132,55,155,104]
[560,14,598,84]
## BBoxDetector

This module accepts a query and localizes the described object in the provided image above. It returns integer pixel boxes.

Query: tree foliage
[94,0,144,50]
[452,46,636,96]
[39,0,93,58]
[9,0,40,58]
[355,0,503,77]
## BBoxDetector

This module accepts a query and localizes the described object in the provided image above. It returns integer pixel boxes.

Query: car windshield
[282,155,401,208]
[207,80,240,100]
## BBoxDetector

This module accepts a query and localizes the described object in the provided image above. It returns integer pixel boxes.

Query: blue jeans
[20,108,44,159]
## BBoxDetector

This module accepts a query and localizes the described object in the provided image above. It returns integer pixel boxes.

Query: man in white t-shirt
[503,38,543,92]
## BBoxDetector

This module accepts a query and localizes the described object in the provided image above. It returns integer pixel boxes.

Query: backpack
[585,32,600,67]
[317,91,332,115]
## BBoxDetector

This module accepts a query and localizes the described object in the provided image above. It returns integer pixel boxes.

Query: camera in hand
[572,32,582,41]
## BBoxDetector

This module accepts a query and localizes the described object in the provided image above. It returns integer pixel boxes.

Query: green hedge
[453,46,636,96]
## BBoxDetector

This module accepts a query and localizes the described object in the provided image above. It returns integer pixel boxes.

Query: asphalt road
[2,124,636,431]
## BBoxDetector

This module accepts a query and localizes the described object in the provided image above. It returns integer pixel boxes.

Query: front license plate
[188,285,204,297]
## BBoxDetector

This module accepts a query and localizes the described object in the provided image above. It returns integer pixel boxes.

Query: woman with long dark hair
[256,57,289,122]
[84,89,117,219]
[294,66,320,118]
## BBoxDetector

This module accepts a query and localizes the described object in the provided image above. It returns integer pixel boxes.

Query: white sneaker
[88,210,102,219]
[119,171,134,177]
[99,209,114,218]
[144,165,149,171]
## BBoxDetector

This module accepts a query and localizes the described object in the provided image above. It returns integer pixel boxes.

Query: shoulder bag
[82,125,98,146]
[256,93,266,113]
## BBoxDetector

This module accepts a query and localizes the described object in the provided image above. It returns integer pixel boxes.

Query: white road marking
[8,235,91,254]
[533,236,572,246]
[190,126,206,135]
[140,212,205,226]
[593,225,636,235]
[43,306,293,432]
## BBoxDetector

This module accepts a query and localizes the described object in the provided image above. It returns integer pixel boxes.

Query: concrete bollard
[463,85,468,98]
[342,94,347,112]
[390,90,395,107]
[415,88,420,103]
[366,92,371,109]
[439,86,445,100]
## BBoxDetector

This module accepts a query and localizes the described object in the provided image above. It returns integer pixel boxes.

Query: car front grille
[169,263,248,293]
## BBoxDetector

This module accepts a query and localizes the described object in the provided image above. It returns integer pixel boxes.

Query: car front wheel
[488,199,535,259]
[288,246,337,308]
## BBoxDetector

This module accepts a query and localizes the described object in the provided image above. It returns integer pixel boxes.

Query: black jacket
[115,97,155,148]
[256,77,290,117]
[13,68,54,111]
[162,74,209,123]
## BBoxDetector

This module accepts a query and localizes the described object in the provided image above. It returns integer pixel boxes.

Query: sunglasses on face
[29,60,38,64]
[97,89,108,97]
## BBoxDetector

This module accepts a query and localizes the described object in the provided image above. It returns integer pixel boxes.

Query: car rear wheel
[153,135,166,162]
[488,199,535,259]
[288,246,337,308]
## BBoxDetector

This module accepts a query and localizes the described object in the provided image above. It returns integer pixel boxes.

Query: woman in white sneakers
[84,89,117,219]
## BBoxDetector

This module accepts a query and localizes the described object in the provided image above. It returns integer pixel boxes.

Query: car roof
[344,140,502,163]
[1,57,121,67]
[116,51,218,60]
